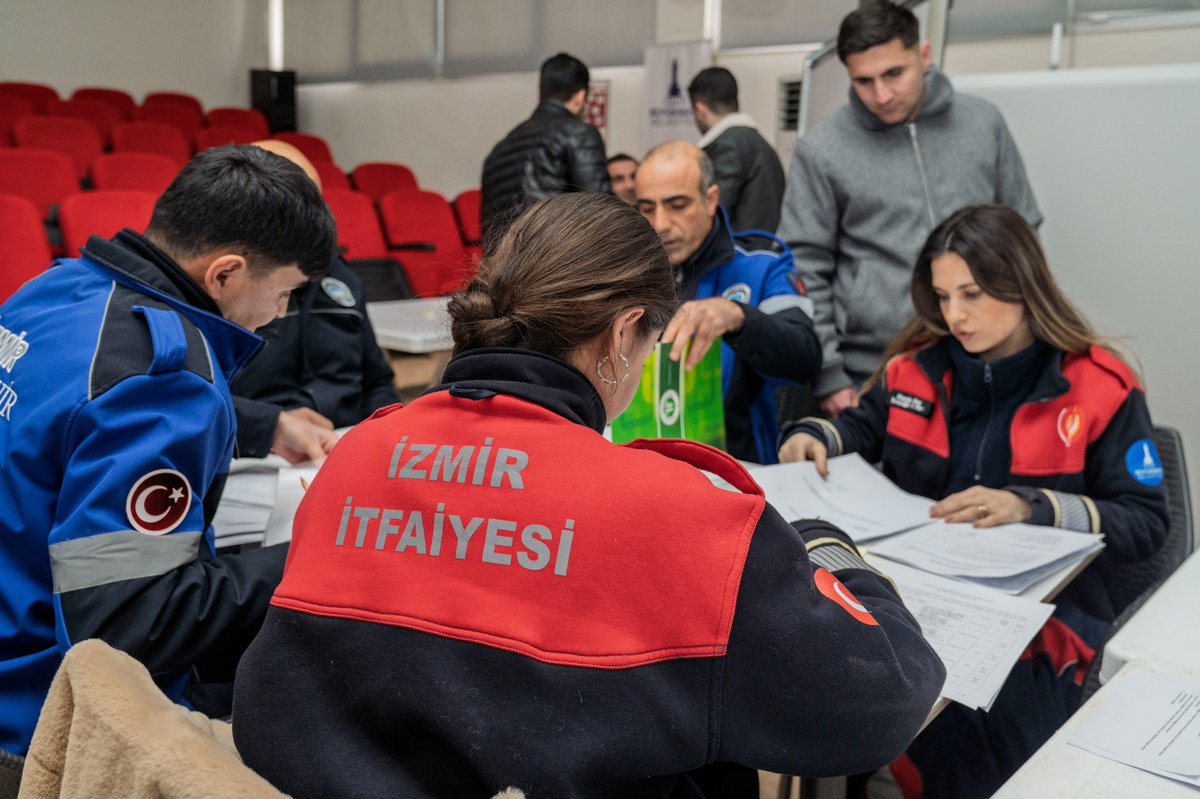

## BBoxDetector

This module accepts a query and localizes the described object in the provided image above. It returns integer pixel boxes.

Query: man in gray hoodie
[778,0,1041,419]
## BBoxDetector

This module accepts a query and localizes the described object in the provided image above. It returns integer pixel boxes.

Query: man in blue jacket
[635,141,821,464]
[0,145,337,756]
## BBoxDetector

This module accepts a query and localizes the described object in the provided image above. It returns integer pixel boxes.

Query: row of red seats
[0,145,480,251]
[0,185,482,304]
[1,81,338,178]
[326,188,482,298]
[0,190,156,301]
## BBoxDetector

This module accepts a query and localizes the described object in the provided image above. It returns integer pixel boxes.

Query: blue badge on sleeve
[721,283,752,304]
[320,277,356,308]
[1125,438,1164,486]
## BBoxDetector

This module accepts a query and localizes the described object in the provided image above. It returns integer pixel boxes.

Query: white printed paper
[874,559,1054,710]
[1071,665,1200,787]
[871,521,1104,593]
[751,454,934,542]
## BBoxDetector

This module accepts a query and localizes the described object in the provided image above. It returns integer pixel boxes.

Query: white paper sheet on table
[875,558,1055,710]
[212,430,346,546]
[871,521,1104,593]
[750,453,935,542]
[263,465,319,546]
[1069,664,1200,788]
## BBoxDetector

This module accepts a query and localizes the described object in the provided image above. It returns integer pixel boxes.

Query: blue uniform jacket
[679,209,821,464]
[0,231,288,755]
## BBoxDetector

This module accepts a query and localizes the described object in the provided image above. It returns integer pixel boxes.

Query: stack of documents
[211,460,281,547]
[873,559,1054,710]
[871,522,1104,594]
[751,453,934,542]
[1069,662,1200,789]
[211,454,321,548]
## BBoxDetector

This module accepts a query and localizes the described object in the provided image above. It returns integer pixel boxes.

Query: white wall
[954,65,1200,521]
[0,0,268,108]
[296,65,645,200]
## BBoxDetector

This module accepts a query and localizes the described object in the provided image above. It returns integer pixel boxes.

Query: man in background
[606,153,638,204]
[635,141,821,465]
[778,0,1040,419]
[481,52,610,245]
[231,139,399,463]
[688,66,786,233]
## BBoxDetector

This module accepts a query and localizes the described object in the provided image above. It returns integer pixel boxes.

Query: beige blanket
[18,639,528,799]
[19,640,285,798]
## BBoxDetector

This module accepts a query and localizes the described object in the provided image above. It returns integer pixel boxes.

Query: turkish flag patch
[125,469,192,535]
[814,568,878,626]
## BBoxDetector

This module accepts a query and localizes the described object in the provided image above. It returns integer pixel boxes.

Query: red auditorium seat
[91,152,178,195]
[0,95,36,146]
[0,149,80,217]
[71,87,136,120]
[0,194,53,303]
[311,159,351,192]
[132,104,204,142]
[13,116,104,180]
[206,107,269,139]
[58,190,158,256]
[453,189,482,246]
[46,99,123,144]
[194,125,260,151]
[0,82,60,114]
[273,132,333,164]
[142,92,204,118]
[377,189,473,297]
[111,121,191,168]
[322,189,389,260]
[351,162,418,201]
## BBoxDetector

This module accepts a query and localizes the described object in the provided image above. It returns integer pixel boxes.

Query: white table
[367,297,452,354]
[992,660,1199,798]
[1100,549,1200,683]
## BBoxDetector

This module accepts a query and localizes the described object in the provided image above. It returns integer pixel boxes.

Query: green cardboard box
[610,340,725,450]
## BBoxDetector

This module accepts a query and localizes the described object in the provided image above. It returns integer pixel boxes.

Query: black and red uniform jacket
[233,348,945,799]
[782,338,1168,631]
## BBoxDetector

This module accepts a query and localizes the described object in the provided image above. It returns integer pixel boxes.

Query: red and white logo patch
[1057,405,1084,447]
[125,469,192,535]
[814,568,878,626]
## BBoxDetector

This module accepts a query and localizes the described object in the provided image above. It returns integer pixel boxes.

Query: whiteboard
[954,64,1200,521]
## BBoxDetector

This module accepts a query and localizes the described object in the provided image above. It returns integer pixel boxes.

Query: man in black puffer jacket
[480,52,610,246]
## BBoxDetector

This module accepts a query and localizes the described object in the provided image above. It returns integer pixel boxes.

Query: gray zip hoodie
[778,67,1041,397]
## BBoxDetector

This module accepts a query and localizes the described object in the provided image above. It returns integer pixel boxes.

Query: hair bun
[448,289,522,350]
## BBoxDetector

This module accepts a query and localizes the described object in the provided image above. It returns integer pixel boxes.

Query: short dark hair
[687,67,739,114]
[539,52,590,103]
[607,153,637,167]
[145,145,336,279]
[837,0,920,63]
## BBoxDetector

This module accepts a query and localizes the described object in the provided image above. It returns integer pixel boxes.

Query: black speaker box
[250,69,296,133]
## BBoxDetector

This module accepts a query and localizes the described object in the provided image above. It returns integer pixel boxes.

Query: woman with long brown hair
[780,203,1167,798]
[233,193,944,799]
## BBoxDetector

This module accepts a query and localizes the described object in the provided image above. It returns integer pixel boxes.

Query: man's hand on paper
[272,407,338,465]
[931,486,1032,528]
[820,387,859,420]
[778,432,829,476]
[662,298,744,371]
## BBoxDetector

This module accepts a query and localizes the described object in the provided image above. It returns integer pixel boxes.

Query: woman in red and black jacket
[232,193,945,799]
[780,204,1167,798]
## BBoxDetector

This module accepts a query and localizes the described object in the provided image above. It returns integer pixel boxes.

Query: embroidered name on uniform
[0,323,29,421]
[889,391,933,418]
[0,324,30,373]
